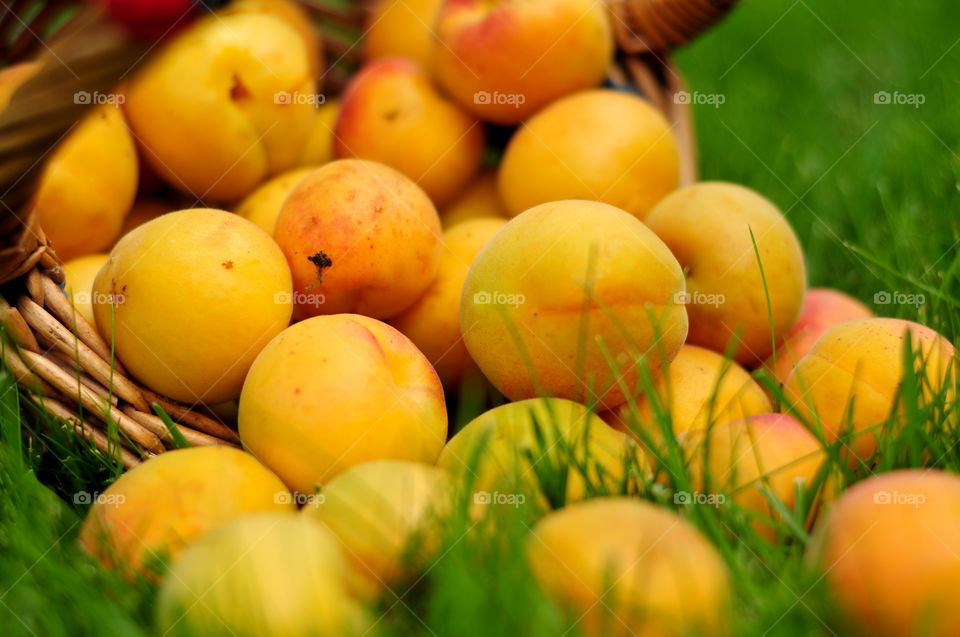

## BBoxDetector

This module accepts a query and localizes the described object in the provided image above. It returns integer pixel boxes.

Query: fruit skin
[79,447,294,574]
[808,469,960,637]
[32,103,138,260]
[234,167,317,235]
[645,182,807,365]
[334,58,484,207]
[239,314,447,493]
[432,0,613,124]
[93,208,293,403]
[498,90,678,219]
[124,13,315,201]
[436,398,640,516]
[761,288,873,386]
[527,497,730,637]
[783,318,956,462]
[62,254,109,326]
[224,0,323,77]
[302,460,452,599]
[155,514,370,637]
[679,413,825,541]
[604,345,772,441]
[391,217,506,386]
[274,159,442,320]
[460,199,688,409]
[298,98,340,166]
[440,171,510,228]
[364,0,444,68]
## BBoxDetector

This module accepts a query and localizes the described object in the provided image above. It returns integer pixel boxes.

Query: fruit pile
[10,0,959,635]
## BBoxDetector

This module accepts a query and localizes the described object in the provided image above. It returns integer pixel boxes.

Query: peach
[808,469,960,637]
[62,254,109,326]
[364,0,444,68]
[234,166,317,235]
[527,498,730,637]
[274,159,442,320]
[31,103,137,260]
[498,90,679,220]
[334,58,484,207]
[761,288,873,386]
[679,413,825,541]
[460,199,688,409]
[391,217,506,386]
[125,13,315,201]
[93,208,293,403]
[79,447,293,574]
[298,98,339,166]
[440,171,510,228]
[117,199,171,239]
[238,314,447,493]
[432,0,613,124]
[783,318,956,462]
[645,182,807,364]
[605,344,772,441]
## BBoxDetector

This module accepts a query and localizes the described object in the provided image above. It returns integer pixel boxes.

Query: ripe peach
[432,0,613,124]
[93,208,293,403]
[334,58,484,207]
[761,288,873,386]
[391,217,506,386]
[784,318,956,462]
[527,498,730,637]
[31,103,137,260]
[498,90,679,219]
[298,98,339,166]
[234,166,317,235]
[460,199,688,409]
[808,469,960,637]
[645,182,807,364]
[605,345,772,441]
[125,13,315,201]
[79,447,293,574]
[62,254,109,326]
[440,172,510,228]
[364,0,444,68]
[274,159,442,320]
[679,413,825,541]
[239,314,447,493]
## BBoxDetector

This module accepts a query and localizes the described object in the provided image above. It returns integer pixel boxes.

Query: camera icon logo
[473,291,491,305]
[873,291,891,305]
[74,91,92,105]
[274,91,292,104]
[274,291,293,304]
[673,491,692,505]
[473,491,492,505]
[74,491,92,505]
[873,490,891,505]
[673,91,692,105]
[874,91,891,105]
[474,91,491,105]
[673,291,691,305]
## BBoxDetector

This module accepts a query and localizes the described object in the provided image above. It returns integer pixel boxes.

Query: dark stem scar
[230,74,250,101]
[306,251,333,290]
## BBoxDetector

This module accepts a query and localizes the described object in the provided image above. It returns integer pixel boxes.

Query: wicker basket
[0,0,737,470]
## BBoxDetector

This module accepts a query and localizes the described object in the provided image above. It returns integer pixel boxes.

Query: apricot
[460,199,688,409]
[93,208,292,403]
[224,0,323,76]
[334,58,484,207]
[239,314,447,493]
[679,413,825,541]
[125,13,315,201]
[156,514,370,637]
[364,0,444,68]
[784,318,956,462]
[498,90,678,219]
[79,447,293,573]
[391,217,506,386]
[274,159,442,320]
[432,0,613,124]
[605,345,772,441]
[62,254,108,326]
[234,166,317,235]
[298,98,339,166]
[645,182,807,364]
[31,103,137,260]
[808,469,960,637]
[527,498,730,637]
[440,171,510,228]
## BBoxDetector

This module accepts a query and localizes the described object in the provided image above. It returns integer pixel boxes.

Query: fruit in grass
[602,344,772,441]
[239,314,447,494]
[498,90,679,219]
[62,254,109,326]
[527,498,730,637]
[79,447,293,574]
[783,318,956,463]
[440,171,510,228]
[234,166,316,235]
[31,103,137,260]
[645,182,807,364]
[125,13,315,201]
[298,98,340,166]
[274,159,442,320]
[303,460,453,599]
[432,0,613,124]
[364,0,444,68]
[391,217,506,386]
[334,58,485,207]
[156,514,371,637]
[808,469,960,637]
[93,208,292,403]
[460,199,688,409]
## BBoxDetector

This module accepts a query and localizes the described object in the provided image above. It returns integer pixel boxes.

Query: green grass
[2,0,960,634]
